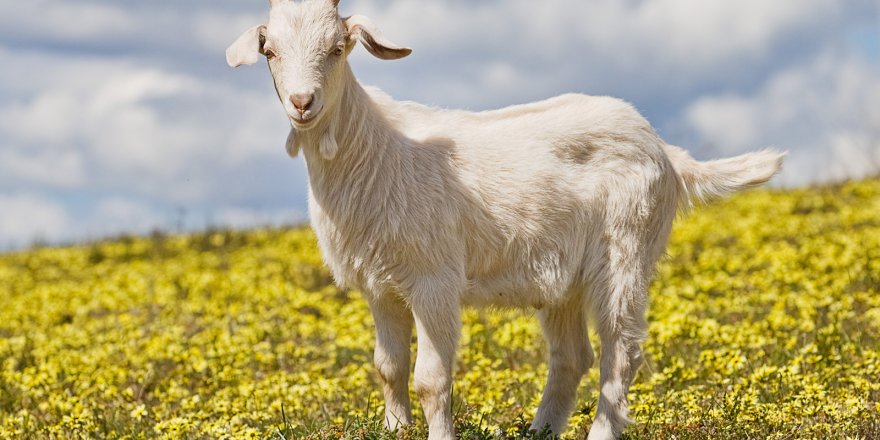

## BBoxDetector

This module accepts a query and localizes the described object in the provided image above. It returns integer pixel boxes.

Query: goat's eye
[264,48,277,60]
[333,46,344,56]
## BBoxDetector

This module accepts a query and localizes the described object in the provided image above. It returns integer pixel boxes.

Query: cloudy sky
[1,0,878,249]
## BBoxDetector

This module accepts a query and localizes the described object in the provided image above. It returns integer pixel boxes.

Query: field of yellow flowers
[1,179,879,439]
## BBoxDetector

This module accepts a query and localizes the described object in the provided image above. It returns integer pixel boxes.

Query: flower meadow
[1,179,879,439]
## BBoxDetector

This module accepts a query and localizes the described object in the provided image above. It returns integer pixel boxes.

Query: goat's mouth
[290,110,322,129]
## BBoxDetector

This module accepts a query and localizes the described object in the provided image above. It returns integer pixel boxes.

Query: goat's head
[226,0,411,132]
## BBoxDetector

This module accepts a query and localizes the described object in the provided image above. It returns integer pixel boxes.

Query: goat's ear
[344,15,411,60]
[226,25,267,67]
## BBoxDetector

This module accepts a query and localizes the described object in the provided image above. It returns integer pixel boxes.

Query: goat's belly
[461,245,582,309]
[462,288,545,309]
[461,272,568,309]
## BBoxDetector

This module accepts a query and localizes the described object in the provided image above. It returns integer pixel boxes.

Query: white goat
[227,1,784,438]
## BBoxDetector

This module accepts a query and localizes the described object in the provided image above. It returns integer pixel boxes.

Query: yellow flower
[130,404,148,421]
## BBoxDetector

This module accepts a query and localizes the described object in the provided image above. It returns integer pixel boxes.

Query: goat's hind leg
[531,293,594,435]
[368,294,415,431]
[588,256,650,439]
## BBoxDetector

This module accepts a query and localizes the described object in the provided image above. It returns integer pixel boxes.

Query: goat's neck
[301,66,409,219]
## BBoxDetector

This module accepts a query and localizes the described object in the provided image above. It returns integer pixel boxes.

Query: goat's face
[227,0,411,131]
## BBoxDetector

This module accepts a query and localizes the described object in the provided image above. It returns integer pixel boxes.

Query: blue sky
[0,0,878,249]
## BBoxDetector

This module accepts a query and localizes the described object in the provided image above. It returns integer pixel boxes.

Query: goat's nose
[290,93,314,113]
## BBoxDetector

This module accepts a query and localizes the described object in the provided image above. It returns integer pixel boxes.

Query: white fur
[228,1,784,439]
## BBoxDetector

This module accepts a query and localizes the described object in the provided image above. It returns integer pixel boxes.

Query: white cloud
[213,206,305,230]
[339,0,873,113]
[0,41,307,248]
[686,96,760,150]
[0,0,250,56]
[0,149,85,188]
[0,45,289,204]
[192,11,265,53]
[72,197,166,241]
[0,0,134,42]
[345,0,853,67]
[0,193,70,247]
[631,0,840,66]
[684,52,880,185]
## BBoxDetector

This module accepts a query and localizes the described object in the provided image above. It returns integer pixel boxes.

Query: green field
[1,180,879,439]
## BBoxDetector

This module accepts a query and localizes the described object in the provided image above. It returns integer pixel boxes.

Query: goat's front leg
[368,294,415,431]
[410,278,462,440]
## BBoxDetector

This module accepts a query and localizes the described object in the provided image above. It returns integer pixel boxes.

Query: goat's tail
[663,144,785,207]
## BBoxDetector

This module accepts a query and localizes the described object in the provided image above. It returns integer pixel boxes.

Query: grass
[0,178,879,439]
